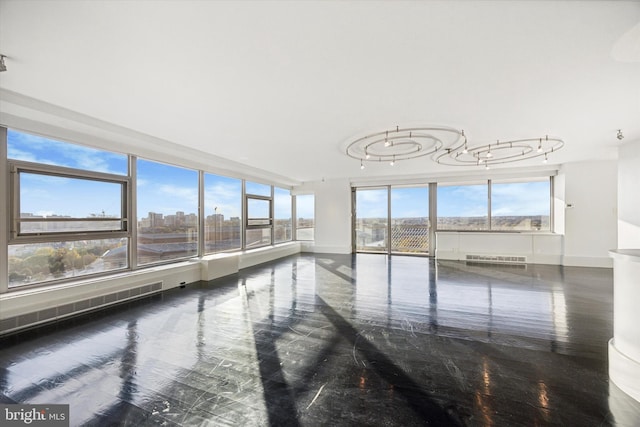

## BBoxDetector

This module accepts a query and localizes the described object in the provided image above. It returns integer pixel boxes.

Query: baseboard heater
[465,254,527,264]
[0,281,163,336]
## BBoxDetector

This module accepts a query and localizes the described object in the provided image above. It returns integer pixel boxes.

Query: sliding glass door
[354,188,388,253]
[391,186,429,254]
[354,186,430,255]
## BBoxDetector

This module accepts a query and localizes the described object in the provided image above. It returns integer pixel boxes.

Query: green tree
[48,248,67,277]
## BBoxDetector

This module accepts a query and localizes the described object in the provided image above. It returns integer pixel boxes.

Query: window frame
[9,160,130,244]
[244,181,274,249]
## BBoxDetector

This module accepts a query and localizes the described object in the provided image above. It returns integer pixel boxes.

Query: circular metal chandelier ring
[434,136,564,166]
[346,126,465,162]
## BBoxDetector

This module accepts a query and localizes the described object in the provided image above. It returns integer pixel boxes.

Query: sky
[9,129,548,221]
[8,130,306,221]
[355,182,549,218]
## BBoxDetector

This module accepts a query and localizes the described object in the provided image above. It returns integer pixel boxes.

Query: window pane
[8,129,127,175]
[204,174,242,253]
[274,187,292,243]
[245,181,271,197]
[18,172,124,234]
[437,184,488,230]
[8,239,128,288]
[296,194,314,241]
[137,159,198,265]
[247,198,270,220]
[391,186,429,253]
[491,180,550,231]
[246,228,271,248]
[355,188,388,252]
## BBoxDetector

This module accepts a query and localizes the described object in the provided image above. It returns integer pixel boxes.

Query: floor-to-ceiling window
[295,194,314,241]
[4,127,297,291]
[354,178,552,256]
[7,130,130,287]
[391,186,429,254]
[354,185,430,255]
[354,187,388,253]
[204,173,242,253]
[274,187,292,244]
[245,181,273,249]
[136,159,199,265]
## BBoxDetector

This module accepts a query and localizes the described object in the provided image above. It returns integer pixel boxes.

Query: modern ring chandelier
[346,125,563,170]
[433,135,565,169]
[345,126,466,169]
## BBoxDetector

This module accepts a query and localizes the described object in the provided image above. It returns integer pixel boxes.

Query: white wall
[562,160,618,267]
[618,140,640,249]
[312,178,352,254]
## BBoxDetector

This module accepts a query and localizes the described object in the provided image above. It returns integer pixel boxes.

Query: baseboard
[310,245,352,254]
[434,250,461,261]
[562,255,613,268]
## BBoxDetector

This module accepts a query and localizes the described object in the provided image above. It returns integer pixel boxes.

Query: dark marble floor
[2,253,640,426]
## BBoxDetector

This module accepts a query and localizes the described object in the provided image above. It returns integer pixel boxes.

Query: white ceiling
[1,0,639,185]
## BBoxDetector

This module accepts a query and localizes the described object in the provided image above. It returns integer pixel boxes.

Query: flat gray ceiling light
[346,126,466,169]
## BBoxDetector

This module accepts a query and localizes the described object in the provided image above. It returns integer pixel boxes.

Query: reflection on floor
[2,254,640,426]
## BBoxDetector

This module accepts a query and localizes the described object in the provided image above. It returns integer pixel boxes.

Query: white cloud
[158,184,199,205]
[8,130,126,174]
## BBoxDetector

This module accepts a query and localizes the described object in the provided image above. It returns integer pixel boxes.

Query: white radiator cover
[0,282,163,335]
[465,254,527,264]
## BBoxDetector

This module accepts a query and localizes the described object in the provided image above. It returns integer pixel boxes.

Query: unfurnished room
[1,1,640,426]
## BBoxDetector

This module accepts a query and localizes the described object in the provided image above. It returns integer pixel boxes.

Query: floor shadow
[242,278,301,427]
[316,295,464,426]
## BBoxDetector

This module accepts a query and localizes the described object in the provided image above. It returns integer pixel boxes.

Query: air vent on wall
[1,281,163,335]
[465,254,527,264]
